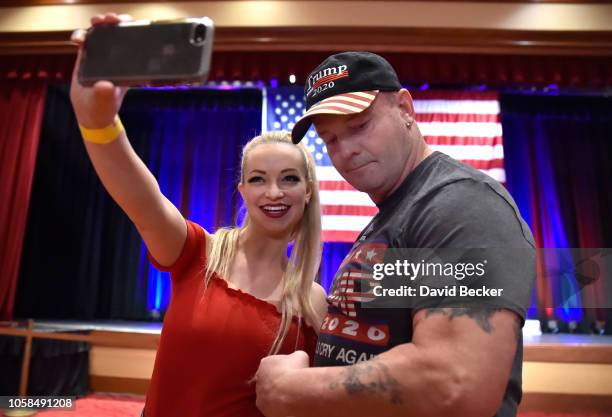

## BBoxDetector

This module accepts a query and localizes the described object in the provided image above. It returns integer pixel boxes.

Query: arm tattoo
[330,359,404,405]
[424,307,501,333]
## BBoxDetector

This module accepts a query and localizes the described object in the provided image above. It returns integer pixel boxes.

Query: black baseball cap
[291,51,402,143]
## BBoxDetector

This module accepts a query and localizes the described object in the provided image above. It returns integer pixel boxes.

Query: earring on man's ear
[406,120,413,129]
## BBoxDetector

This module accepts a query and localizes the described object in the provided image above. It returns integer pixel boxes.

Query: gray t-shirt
[314,151,535,417]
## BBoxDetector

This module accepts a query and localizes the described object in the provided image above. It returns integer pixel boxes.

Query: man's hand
[255,351,310,417]
[251,308,521,417]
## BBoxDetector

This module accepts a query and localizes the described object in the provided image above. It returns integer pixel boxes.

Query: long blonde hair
[204,131,321,355]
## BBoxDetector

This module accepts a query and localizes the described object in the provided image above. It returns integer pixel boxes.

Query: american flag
[264,87,504,243]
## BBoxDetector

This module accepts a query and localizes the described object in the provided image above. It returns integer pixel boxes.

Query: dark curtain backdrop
[320,242,353,292]
[0,80,47,320]
[501,93,612,326]
[14,85,262,320]
[11,83,612,326]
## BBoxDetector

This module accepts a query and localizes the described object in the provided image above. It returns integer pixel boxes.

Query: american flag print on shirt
[265,87,504,243]
[327,242,387,318]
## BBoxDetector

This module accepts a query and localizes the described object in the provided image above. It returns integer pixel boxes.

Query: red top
[144,220,318,417]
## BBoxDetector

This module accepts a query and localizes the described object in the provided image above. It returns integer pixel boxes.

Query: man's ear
[397,88,416,124]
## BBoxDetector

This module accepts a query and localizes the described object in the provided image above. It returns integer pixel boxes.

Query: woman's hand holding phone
[70,13,130,129]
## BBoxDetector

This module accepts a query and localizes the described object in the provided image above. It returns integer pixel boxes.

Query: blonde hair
[204,130,322,356]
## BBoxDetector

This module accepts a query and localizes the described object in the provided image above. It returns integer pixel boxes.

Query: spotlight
[592,320,606,335]
[546,319,560,334]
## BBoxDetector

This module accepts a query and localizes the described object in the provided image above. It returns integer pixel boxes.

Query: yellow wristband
[79,115,125,145]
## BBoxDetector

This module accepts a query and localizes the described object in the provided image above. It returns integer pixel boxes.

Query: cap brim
[291,90,379,143]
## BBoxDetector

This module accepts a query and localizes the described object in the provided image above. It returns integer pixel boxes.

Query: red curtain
[2,53,611,89]
[0,79,47,320]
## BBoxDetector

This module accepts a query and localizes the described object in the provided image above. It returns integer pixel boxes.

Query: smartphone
[78,17,214,86]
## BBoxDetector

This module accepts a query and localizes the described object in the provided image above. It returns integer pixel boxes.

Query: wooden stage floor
[2,319,611,414]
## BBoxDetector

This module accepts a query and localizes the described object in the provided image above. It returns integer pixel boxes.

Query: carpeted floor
[17,394,144,417]
[521,414,612,417]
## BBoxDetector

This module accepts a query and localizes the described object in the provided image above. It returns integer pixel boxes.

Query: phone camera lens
[193,24,206,44]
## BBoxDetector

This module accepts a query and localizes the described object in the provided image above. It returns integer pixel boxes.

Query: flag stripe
[316,166,346,181]
[322,205,379,216]
[312,91,376,107]
[414,99,500,114]
[322,215,374,231]
[429,144,504,160]
[419,122,502,138]
[315,97,370,112]
[424,136,503,146]
[417,113,500,123]
[315,92,375,107]
[320,190,376,206]
[410,91,499,100]
[322,230,361,242]
[310,101,367,114]
[341,294,375,299]
[458,158,505,170]
[302,106,355,117]
[481,168,506,183]
[319,180,357,191]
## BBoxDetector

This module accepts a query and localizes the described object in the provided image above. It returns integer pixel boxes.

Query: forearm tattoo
[330,359,404,405]
[424,308,500,333]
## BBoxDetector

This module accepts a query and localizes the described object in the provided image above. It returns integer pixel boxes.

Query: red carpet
[522,415,612,417]
[1,394,608,417]
[35,393,144,417]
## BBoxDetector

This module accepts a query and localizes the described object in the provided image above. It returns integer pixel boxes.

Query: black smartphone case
[78,17,214,86]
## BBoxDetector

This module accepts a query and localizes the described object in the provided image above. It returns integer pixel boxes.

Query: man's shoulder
[370,153,508,243]
[397,152,498,205]
[399,154,535,248]
[415,154,514,212]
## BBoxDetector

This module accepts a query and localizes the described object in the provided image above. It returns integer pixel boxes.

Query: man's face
[312,91,414,203]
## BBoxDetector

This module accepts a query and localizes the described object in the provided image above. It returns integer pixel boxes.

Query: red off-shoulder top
[143,220,317,417]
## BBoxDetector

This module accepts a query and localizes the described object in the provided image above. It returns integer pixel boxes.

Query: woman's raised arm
[69,13,200,267]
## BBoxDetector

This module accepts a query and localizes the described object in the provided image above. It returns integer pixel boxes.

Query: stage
[1,319,611,414]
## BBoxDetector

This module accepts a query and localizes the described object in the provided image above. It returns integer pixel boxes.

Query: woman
[70,13,327,417]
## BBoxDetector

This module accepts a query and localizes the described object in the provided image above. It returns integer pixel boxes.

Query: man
[255,52,535,417]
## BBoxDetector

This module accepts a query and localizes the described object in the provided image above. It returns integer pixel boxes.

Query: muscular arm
[258,308,520,417]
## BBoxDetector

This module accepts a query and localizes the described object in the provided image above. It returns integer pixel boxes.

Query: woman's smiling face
[239,143,312,239]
